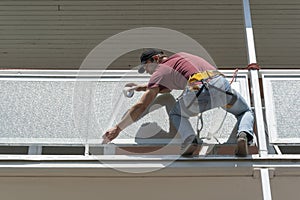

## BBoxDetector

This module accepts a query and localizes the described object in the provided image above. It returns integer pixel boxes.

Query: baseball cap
[138,48,164,73]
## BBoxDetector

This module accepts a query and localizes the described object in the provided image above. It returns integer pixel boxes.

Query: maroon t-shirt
[148,52,217,91]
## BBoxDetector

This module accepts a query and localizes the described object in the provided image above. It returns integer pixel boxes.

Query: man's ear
[152,55,159,61]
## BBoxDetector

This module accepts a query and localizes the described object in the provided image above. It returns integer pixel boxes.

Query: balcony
[0,69,299,200]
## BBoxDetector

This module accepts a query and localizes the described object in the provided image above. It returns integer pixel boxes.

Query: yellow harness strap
[188,70,223,90]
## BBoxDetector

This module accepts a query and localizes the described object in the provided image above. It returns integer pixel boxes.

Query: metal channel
[260,168,273,200]
[242,1,272,200]
[242,0,268,157]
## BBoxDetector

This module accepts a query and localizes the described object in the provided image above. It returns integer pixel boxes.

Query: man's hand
[125,83,138,88]
[102,126,121,144]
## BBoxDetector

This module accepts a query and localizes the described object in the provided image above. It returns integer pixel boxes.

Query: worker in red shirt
[103,49,254,156]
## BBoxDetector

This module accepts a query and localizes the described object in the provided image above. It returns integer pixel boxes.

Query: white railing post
[242,1,272,200]
[260,168,273,200]
[242,0,268,157]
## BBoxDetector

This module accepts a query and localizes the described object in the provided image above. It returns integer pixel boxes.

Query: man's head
[138,48,166,74]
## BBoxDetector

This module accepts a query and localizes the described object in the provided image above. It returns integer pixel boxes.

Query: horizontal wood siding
[4,0,297,69]
[251,0,300,68]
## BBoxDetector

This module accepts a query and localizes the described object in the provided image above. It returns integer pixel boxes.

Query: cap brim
[137,63,146,73]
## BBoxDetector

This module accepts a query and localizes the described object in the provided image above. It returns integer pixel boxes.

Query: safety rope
[229,63,260,84]
[230,68,239,84]
[196,63,261,145]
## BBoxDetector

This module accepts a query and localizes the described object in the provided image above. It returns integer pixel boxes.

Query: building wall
[0,176,263,200]
[251,0,300,68]
[0,160,299,200]
[0,0,248,69]
[1,1,300,70]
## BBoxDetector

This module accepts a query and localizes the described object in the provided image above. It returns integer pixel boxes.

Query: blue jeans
[169,76,254,142]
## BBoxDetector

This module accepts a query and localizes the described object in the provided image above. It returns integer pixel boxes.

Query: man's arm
[125,83,147,92]
[102,87,160,143]
[125,83,170,93]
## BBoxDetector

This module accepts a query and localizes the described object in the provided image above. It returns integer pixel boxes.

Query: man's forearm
[116,87,159,132]
[116,103,146,130]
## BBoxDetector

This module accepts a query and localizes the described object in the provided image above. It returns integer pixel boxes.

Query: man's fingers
[102,127,119,144]
[102,137,110,144]
[102,132,110,143]
[125,83,137,87]
[102,133,111,144]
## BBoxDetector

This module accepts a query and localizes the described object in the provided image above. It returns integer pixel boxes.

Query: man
[103,48,254,156]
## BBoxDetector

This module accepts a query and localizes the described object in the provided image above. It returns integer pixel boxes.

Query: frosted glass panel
[263,76,300,144]
[0,72,250,145]
[0,80,85,144]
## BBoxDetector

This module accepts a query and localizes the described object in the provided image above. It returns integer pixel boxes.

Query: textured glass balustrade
[0,70,250,147]
[262,71,300,145]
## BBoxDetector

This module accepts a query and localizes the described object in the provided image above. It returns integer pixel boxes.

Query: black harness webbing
[186,80,237,109]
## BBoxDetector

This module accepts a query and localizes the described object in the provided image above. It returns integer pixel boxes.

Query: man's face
[144,60,158,75]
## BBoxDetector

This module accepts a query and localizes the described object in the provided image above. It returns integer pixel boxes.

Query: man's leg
[225,92,254,156]
[208,76,254,156]
[225,92,254,140]
[123,93,177,134]
[141,93,176,134]
[169,96,198,143]
[143,93,176,116]
[169,94,201,156]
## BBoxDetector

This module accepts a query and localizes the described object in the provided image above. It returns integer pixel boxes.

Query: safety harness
[183,70,237,144]
[189,64,261,144]
[186,70,237,109]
